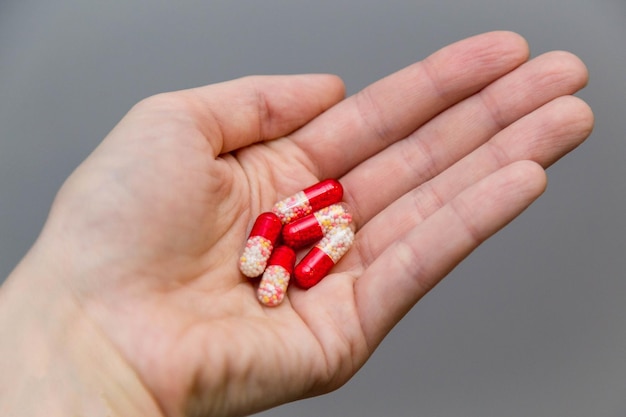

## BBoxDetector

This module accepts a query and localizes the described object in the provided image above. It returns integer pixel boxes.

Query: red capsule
[257,246,296,307]
[282,203,353,249]
[239,212,282,278]
[294,225,355,289]
[272,179,343,224]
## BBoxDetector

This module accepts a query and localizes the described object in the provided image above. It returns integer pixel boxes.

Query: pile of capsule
[239,179,356,307]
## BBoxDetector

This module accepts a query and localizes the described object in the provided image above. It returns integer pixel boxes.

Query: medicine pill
[272,179,343,224]
[257,246,296,307]
[239,212,282,278]
[282,203,353,249]
[293,225,355,289]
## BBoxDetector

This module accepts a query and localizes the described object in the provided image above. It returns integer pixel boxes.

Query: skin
[0,32,593,417]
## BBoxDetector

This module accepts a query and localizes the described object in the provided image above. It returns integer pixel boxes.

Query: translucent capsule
[239,212,282,278]
[282,203,354,249]
[257,246,296,307]
[293,225,356,289]
[272,179,343,224]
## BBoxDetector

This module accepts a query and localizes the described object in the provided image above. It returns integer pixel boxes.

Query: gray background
[1,1,624,416]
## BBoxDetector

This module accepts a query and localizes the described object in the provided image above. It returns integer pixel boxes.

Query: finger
[133,74,346,157]
[340,51,589,225]
[290,31,530,178]
[352,160,548,348]
[345,95,593,271]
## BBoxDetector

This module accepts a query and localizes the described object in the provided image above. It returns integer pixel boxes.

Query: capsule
[239,212,282,278]
[272,179,343,224]
[257,246,296,306]
[293,225,356,289]
[282,203,353,249]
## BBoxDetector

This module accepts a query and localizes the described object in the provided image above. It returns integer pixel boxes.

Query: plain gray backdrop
[1,1,625,416]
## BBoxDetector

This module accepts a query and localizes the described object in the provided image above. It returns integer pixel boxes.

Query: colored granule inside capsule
[239,236,273,277]
[317,226,355,263]
[257,265,290,307]
[272,191,313,224]
[313,204,353,234]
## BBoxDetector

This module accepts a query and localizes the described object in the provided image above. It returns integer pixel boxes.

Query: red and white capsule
[257,246,296,307]
[282,203,353,249]
[293,225,356,289]
[272,179,343,224]
[239,212,282,278]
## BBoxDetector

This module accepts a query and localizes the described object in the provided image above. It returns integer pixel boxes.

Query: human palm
[2,32,593,417]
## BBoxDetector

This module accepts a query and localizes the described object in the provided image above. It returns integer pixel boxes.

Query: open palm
[22,32,592,417]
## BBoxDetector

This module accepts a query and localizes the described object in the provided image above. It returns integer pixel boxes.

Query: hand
[0,32,593,417]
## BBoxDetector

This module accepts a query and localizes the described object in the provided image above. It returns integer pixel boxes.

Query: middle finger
[340,51,589,226]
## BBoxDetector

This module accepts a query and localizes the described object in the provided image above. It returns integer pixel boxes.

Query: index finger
[290,31,530,179]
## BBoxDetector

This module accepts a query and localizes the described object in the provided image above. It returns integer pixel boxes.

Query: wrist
[0,243,164,417]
